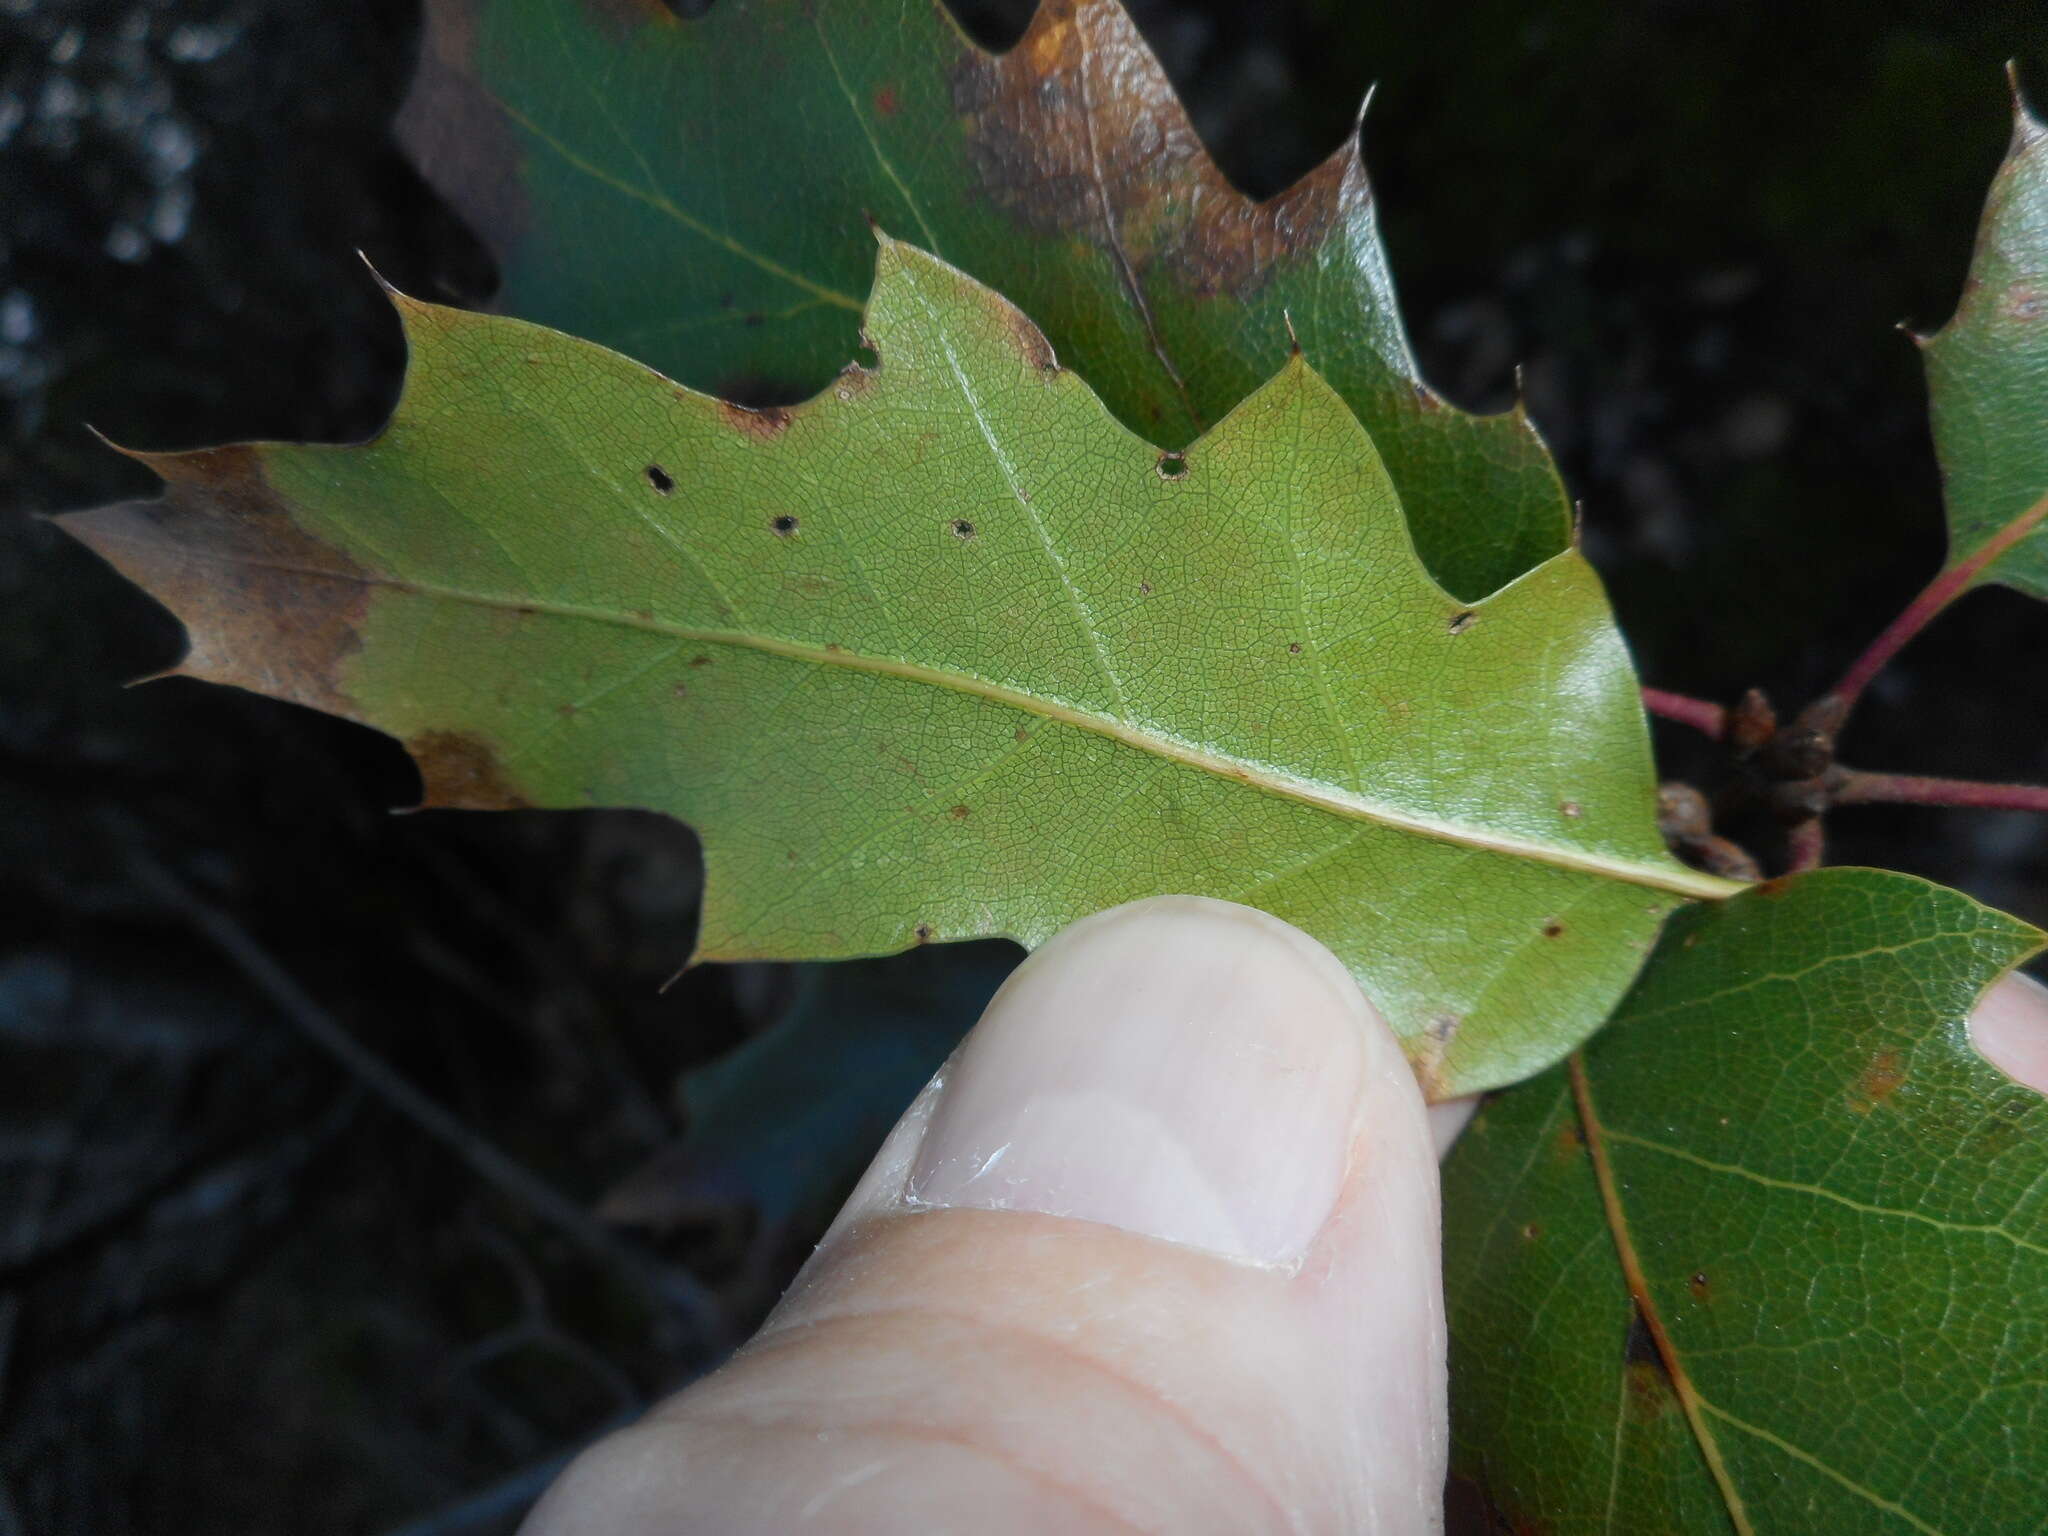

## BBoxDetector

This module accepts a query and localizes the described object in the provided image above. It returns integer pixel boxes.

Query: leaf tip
[2006,60,2045,138]
[1352,81,1378,136]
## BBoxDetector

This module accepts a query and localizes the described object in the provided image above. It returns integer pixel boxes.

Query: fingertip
[1968,969,2048,1095]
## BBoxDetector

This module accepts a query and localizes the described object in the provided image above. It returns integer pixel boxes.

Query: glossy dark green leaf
[1444,868,2047,1533]
[397,0,1570,600]
[1922,88,2048,597]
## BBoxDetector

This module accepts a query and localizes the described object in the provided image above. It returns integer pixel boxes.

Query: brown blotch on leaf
[834,359,881,401]
[408,730,532,811]
[59,444,372,723]
[1541,919,1565,938]
[1623,1359,1675,1424]
[720,400,793,440]
[1287,642,1302,654]
[1013,727,1030,743]
[872,83,900,117]
[949,0,1350,305]
[690,654,713,667]
[949,804,971,820]
[1520,1222,1541,1242]
[1552,1123,1585,1161]
[1755,875,1792,898]
[1689,1270,1712,1301]
[1006,306,1059,372]
[1852,1050,1906,1112]
[1409,1012,1463,1102]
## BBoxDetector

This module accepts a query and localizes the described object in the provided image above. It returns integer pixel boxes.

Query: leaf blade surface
[64,240,1723,1096]
[398,0,1571,600]
[1923,93,2048,596]
[1446,867,2048,1530]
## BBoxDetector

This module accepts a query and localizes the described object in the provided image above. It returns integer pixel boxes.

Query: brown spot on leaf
[2006,285,2045,322]
[1689,1270,1712,1301]
[1447,610,1477,635]
[59,444,371,723]
[1520,1222,1541,1242]
[914,923,934,943]
[950,0,1350,306]
[1005,305,1058,371]
[408,730,532,810]
[1013,727,1030,743]
[949,804,971,820]
[1756,875,1791,898]
[872,83,900,117]
[1851,1050,1906,1112]
[1287,642,1302,654]
[1623,1358,1674,1424]
[722,400,793,440]
[1542,919,1565,938]
[1552,1123,1585,1161]
[1558,800,1583,820]
[1409,1013,1464,1102]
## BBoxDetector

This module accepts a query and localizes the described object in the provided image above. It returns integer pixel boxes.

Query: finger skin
[523,898,1447,1535]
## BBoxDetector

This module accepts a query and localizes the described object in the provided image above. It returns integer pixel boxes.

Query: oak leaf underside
[1922,93,2048,598]
[65,239,1727,1099]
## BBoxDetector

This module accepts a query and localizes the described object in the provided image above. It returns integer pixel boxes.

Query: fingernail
[905,896,1372,1267]
[1968,969,2048,1095]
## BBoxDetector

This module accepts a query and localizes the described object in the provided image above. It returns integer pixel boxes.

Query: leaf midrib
[123,533,1739,901]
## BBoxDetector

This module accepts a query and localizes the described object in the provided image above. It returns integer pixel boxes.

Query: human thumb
[523,896,1448,1534]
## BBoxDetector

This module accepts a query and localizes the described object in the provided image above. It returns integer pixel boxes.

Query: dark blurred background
[5,1,2048,1531]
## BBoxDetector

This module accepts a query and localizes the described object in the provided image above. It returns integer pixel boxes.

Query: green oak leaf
[61,238,1732,1098]
[1921,86,2048,596]
[1444,867,2047,1532]
[397,0,1570,602]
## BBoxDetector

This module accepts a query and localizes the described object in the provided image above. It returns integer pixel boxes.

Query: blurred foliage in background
[3,0,2046,1530]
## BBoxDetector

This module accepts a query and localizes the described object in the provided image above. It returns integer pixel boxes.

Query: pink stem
[1833,490,2048,713]
[1832,770,2048,813]
[1784,817,1826,872]
[1642,688,1727,740]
